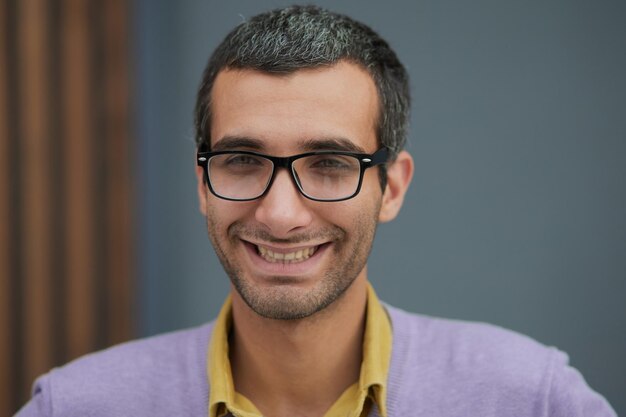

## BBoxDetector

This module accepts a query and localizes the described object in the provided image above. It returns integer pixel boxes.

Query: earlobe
[195,165,208,215]
[378,150,413,223]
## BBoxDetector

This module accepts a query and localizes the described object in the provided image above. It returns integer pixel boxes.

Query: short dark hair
[194,5,410,185]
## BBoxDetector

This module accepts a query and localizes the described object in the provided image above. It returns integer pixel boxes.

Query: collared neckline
[207,283,392,417]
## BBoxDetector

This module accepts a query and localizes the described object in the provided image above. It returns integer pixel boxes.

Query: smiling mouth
[256,244,319,264]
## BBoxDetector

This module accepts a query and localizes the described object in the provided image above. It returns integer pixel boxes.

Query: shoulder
[17,323,214,417]
[386,304,554,387]
[387,304,552,365]
[385,305,616,417]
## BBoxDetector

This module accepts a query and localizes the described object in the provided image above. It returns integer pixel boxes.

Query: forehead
[209,61,379,153]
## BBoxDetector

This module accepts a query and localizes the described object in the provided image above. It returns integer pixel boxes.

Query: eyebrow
[211,135,368,154]
[211,136,264,151]
[299,138,367,154]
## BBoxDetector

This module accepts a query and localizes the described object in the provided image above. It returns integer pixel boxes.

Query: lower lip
[242,241,330,276]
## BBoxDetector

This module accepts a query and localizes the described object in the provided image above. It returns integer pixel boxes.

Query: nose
[254,168,313,237]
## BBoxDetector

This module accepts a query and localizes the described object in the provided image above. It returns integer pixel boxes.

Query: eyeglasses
[197,147,388,202]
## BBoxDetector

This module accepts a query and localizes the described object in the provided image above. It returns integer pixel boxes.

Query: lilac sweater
[17,305,616,416]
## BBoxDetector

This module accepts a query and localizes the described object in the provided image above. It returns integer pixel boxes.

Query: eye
[224,154,264,166]
[308,155,354,170]
[210,153,269,174]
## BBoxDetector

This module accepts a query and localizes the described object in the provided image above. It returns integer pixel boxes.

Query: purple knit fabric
[16,305,616,416]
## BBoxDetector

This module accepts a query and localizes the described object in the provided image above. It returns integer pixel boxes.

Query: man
[18,5,616,417]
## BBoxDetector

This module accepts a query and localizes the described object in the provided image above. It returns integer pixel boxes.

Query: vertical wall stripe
[103,0,134,345]
[18,0,54,400]
[6,0,23,410]
[48,0,68,366]
[0,0,13,413]
[61,0,97,359]
[92,0,109,350]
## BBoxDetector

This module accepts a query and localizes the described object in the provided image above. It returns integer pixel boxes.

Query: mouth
[256,244,319,264]
[239,238,332,276]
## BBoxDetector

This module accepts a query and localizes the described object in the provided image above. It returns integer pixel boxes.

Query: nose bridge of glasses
[258,167,304,209]
[264,154,302,189]
[267,155,302,191]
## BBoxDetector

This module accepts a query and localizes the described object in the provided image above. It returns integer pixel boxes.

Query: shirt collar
[360,283,392,417]
[207,283,392,417]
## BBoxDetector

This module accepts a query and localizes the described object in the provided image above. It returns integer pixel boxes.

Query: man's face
[197,62,384,320]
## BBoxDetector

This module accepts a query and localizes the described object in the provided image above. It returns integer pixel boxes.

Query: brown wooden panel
[0,0,14,413]
[103,0,134,345]
[5,1,135,411]
[62,0,97,359]
[18,0,54,400]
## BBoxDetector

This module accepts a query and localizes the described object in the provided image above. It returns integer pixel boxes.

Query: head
[194,5,410,188]
[194,6,413,320]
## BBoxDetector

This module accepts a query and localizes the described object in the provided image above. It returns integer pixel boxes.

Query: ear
[195,165,209,216]
[378,150,413,223]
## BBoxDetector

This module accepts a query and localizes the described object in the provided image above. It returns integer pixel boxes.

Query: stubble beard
[205,211,379,321]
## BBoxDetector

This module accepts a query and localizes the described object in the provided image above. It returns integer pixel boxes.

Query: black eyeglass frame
[196,147,389,202]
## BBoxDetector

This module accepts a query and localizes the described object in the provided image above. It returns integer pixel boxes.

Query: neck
[229,274,368,417]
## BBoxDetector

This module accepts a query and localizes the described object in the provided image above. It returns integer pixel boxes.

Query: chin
[232,273,356,321]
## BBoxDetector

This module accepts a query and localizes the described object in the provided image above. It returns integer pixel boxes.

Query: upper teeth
[257,245,317,263]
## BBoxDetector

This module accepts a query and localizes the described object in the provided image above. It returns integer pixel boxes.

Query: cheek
[321,195,381,236]
[350,193,383,239]
[204,199,247,237]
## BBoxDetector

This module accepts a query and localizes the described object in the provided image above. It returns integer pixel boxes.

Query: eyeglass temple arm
[363,147,389,167]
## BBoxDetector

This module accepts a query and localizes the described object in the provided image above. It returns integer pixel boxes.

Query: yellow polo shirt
[207,284,392,417]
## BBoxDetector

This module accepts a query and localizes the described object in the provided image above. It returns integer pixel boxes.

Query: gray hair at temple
[194,5,410,186]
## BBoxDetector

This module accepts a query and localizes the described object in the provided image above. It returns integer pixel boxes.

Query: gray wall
[134,0,626,413]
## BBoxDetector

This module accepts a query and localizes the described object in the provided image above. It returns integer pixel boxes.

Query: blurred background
[2,0,625,415]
